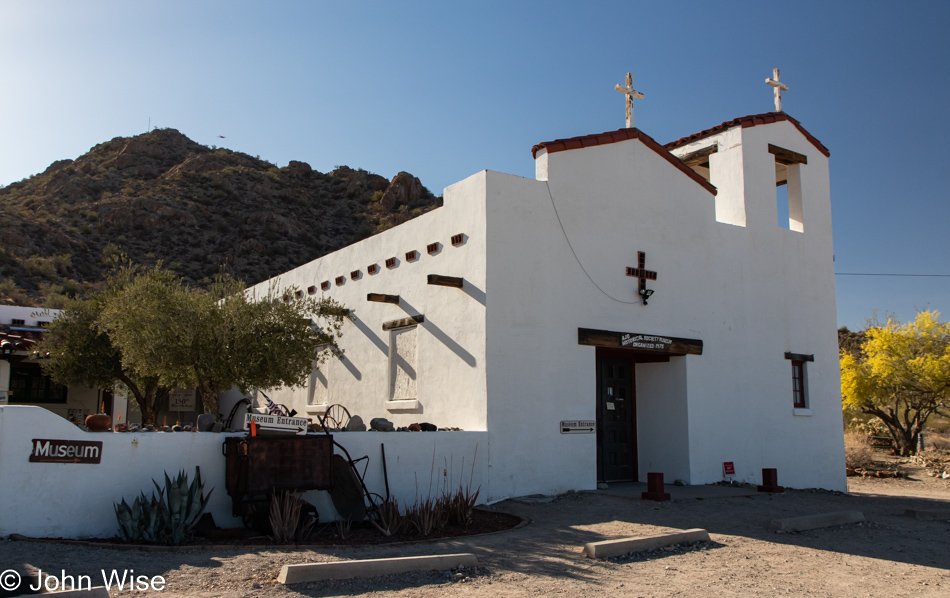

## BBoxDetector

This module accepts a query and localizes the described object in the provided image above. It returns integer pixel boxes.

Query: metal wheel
[320,404,351,430]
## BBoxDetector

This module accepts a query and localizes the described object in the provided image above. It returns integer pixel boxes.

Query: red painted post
[642,472,671,501]
[757,468,784,493]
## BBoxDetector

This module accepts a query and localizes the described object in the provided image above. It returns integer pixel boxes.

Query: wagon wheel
[320,404,351,430]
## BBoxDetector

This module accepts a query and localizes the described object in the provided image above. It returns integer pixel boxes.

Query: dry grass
[844,430,876,469]
[924,429,950,452]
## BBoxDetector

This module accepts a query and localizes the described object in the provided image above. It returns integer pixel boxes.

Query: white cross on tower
[765,68,788,112]
[614,72,644,128]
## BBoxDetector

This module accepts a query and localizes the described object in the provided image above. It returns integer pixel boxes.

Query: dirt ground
[3,465,949,597]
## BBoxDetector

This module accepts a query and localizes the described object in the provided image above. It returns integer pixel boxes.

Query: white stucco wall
[484,120,845,496]
[247,173,489,433]
[239,117,846,502]
[0,406,487,538]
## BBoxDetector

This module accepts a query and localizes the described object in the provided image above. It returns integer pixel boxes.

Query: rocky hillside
[0,129,441,306]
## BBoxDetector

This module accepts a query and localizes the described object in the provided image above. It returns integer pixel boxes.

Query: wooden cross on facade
[625,251,657,293]
[765,68,788,112]
[614,72,644,128]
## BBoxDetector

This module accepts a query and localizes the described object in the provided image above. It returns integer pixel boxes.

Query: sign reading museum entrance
[561,420,596,434]
[30,439,103,464]
[577,328,703,355]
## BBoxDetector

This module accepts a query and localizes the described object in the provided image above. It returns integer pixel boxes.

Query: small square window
[385,257,397,269]
[405,250,419,262]
[321,281,330,291]
[427,242,440,255]
[294,290,303,299]
[351,270,361,280]
[307,285,317,295]
[451,233,464,246]
[335,276,345,286]
[368,264,379,275]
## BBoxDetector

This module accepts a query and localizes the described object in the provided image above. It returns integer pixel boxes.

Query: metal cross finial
[614,72,644,128]
[765,68,788,112]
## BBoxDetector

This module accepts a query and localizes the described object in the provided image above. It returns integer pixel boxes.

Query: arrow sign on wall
[244,413,309,435]
[560,420,596,434]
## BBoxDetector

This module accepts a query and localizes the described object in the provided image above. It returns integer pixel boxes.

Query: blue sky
[2,1,948,330]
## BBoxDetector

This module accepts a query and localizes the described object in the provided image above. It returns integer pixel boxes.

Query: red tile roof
[531,128,718,196]
[664,112,830,157]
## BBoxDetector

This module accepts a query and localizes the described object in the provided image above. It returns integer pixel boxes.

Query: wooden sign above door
[578,328,703,355]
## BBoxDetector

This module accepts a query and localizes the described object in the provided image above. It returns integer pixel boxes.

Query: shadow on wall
[400,299,476,367]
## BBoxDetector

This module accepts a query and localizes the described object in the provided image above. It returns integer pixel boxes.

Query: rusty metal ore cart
[223,435,333,528]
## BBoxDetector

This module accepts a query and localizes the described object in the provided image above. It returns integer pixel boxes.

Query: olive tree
[40,261,347,423]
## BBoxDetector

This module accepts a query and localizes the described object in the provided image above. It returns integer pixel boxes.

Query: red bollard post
[642,472,671,501]
[757,468,784,493]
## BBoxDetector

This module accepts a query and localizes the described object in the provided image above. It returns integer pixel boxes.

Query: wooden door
[596,356,637,482]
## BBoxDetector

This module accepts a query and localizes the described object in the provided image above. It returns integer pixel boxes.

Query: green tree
[39,260,347,423]
[840,311,950,455]
[96,269,347,418]
[37,265,171,424]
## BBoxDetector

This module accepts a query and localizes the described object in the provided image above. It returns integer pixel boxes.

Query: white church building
[252,107,847,500]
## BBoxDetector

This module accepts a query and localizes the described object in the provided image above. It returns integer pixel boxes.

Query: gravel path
[3,468,948,597]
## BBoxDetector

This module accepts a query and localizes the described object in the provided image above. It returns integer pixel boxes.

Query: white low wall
[0,406,487,539]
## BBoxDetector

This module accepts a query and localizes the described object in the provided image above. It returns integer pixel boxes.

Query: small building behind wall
[0,305,202,427]
[251,111,847,500]
[0,306,102,423]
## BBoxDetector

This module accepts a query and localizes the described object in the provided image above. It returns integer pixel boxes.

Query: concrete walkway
[586,481,760,501]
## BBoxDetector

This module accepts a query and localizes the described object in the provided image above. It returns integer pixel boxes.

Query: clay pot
[85,414,112,432]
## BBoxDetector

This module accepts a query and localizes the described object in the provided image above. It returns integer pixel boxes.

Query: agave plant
[154,467,213,546]
[115,466,212,546]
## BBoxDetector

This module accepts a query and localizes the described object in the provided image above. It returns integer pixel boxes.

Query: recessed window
[791,361,806,408]
[389,326,418,402]
[335,276,345,286]
[427,242,440,255]
[351,270,361,281]
[307,285,317,295]
[368,264,379,275]
[770,144,806,232]
[405,250,419,262]
[785,352,813,409]
[386,257,397,269]
[309,356,330,407]
[451,234,464,246]
[9,366,67,404]
[294,290,303,299]
[321,281,330,291]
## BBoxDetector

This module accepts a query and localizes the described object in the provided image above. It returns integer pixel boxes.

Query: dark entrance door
[596,355,637,482]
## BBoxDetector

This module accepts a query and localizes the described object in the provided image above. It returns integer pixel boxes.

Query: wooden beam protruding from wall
[382,315,425,331]
[367,293,400,304]
[768,144,807,165]
[677,144,718,167]
[427,274,464,288]
[784,352,814,362]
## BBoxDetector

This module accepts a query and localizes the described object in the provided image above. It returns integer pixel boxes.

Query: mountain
[0,129,441,306]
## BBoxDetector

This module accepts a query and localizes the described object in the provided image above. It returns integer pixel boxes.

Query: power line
[835,273,950,277]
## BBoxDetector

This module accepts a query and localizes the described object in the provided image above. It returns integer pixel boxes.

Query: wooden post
[757,468,785,493]
[642,472,671,501]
